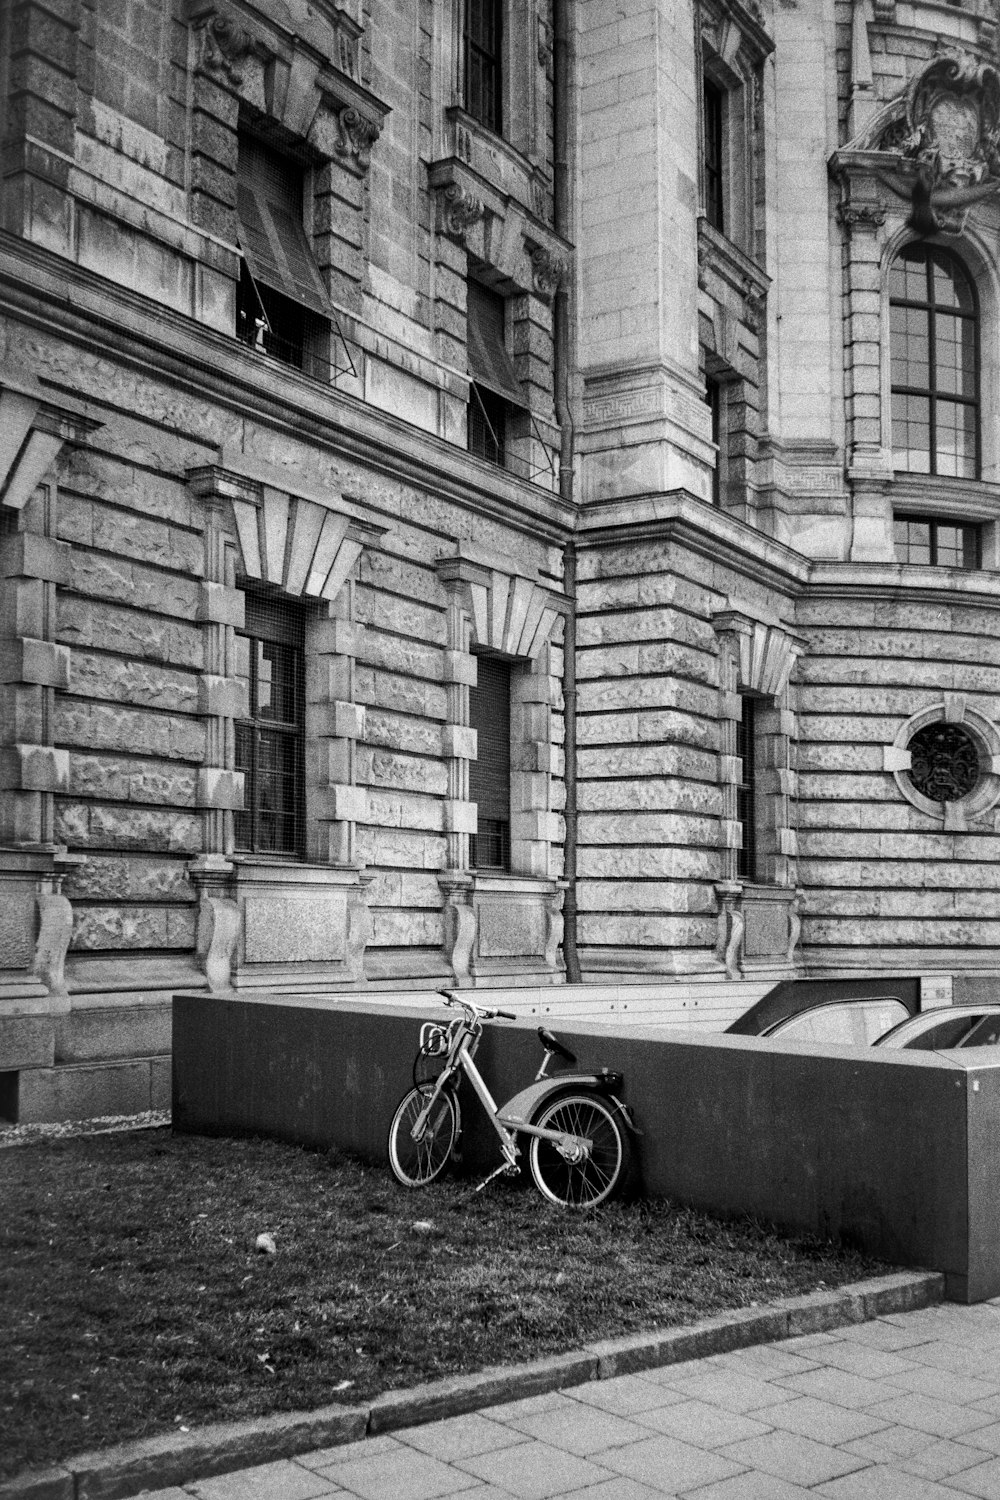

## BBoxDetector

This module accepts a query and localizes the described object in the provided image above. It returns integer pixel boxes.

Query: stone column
[575,0,707,504]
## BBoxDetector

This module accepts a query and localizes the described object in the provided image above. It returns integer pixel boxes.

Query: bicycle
[386,991,636,1208]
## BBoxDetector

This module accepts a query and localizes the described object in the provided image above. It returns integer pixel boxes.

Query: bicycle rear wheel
[528,1092,631,1208]
[387,1086,459,1187]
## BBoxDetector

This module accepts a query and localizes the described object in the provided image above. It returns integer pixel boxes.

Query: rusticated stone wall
[5,308,565,991]
[796,585,1000,973]
[574,510,800,977]
[52,437,205,967]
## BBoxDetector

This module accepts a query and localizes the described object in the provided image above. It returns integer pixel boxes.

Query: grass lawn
[2,1126,890,1481]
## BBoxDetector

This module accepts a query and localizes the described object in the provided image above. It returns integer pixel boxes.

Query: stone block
[199,674,248,718]
[442,649,477,686]
[442,723,477,759]
[333,700,366,739]
[70,652,199,713]
[0,1013,55,1070]
[1,530,70,585]
[197,767,244,809]
[355,666,447,720]
[443,798,476,834]
[12,744,69,793]
[1,637,70,688]
[477,899,546,959]
[72,904,178,952]
[243,894,347,965]
[197,581,245,627]
[13,1058,160,1123]
[331,783,368,822]
[357,746,448,797]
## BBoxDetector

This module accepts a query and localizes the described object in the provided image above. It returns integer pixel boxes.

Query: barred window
[469,653,511,871]
[736,692,758,882]
[890,245,979,479]
[234,591,306,857]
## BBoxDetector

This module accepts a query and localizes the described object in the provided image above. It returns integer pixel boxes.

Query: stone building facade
[3,0,1000,1120]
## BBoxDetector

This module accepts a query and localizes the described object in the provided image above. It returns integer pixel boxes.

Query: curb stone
[0,1269,944,1500]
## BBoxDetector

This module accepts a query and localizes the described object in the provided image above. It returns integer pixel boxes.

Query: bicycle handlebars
[438,990,517,1023]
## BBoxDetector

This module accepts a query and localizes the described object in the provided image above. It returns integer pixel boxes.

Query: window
[464,0,503,134]
[736,693,758,882]
[236,131,331,377]
[893,515,980,569]
[889,244,979,478]
[704,377,723,505]
[234,591,305,856]
[703,77,725,233]
[469,654,510,871]
[466,281,524,469]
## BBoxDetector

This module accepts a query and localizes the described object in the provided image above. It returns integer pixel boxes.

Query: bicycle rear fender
[497,1069,624,1131]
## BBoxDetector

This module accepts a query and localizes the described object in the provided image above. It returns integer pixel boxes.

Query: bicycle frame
[409,995,627,1183]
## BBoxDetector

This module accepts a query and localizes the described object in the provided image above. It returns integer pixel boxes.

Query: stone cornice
[0,233,576,546]
[805,563,1000,606]
[574,490,809,595]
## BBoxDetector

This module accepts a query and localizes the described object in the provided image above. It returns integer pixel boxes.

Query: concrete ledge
[0,1270,943,1500]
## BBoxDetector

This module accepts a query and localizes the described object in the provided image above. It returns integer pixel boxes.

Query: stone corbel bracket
[0,372,101,513]
[437,554,568,660]
[428,157,573,293]
[524,237,570,303]
[187,463,388,602]
[183,0,389,167]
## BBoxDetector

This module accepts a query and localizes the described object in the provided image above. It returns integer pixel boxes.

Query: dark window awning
[237,136,331,318]
[467,281,524,407]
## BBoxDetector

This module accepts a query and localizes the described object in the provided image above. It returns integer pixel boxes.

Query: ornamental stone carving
[836,201,887,234]
[336,106,381,172]
[845,51,1000,234]
[437,183,486,242]
[190,10,257,82]
[527,243,568,301]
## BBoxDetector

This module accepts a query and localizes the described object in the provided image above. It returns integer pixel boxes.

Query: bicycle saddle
[537,1027,576,1063]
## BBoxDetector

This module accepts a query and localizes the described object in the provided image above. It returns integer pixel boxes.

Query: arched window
[889,244,979,478]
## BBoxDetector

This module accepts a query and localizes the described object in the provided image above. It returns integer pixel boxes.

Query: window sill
[697,218,769,299]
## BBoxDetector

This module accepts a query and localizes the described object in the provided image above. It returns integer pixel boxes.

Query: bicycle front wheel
[387,1086,459,1187]
[528,1093,631,1208]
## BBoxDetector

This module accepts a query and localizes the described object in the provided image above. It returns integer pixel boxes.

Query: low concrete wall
[172,993,1000,1303]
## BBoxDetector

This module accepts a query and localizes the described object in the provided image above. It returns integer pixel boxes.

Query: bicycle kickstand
[475,1158,519,1193]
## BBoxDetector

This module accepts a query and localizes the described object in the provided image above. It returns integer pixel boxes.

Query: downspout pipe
[553,0,581,983]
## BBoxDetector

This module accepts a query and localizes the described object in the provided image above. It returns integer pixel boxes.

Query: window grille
[469,653,511,871]
[908,722,981,803]
[890,244,979,478]
[465,0,502,134]
[703,78,725,233]
[735,693,757,882]
[234,590,306,857]
[893,515,979,569]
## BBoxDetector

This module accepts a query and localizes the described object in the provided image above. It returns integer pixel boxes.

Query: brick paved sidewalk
[138,1299,1000,1500]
